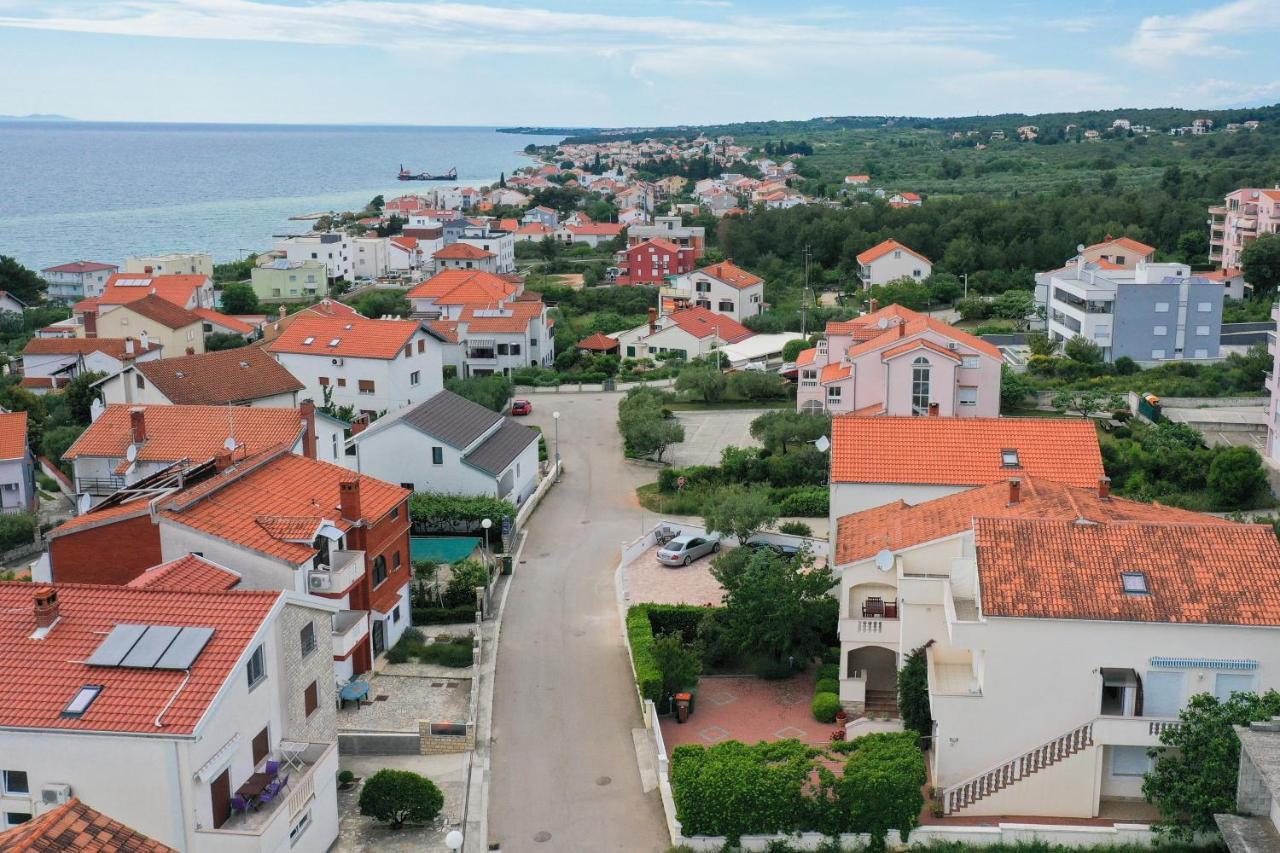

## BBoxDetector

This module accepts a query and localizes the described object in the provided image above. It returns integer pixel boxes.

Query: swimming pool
[410,536,481,564]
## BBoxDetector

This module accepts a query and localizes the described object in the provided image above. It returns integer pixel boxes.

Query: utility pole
[800,244,812,338]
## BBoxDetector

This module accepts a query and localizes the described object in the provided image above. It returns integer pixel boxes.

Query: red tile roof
[578,332,619,351]
[64,404,303,465]
[0,581,280,734]
[133,347,303,405]
[192,307,254,334]
[975,517,1280,625]
[458,301,544,334]
[827,304,1002,359]
[406,270,516,302]
[1088,235,1156,257]
[427,320,460,343]
[834,476,1231,566]
[698,260,763,289]
[663,306,753,343]
[565,223,624,237]
[48,495,155,538]
[22,337,158,360]
[0,412,28,460]
[266,313,422,360]
[881,337,963,362]
[820,362,851,383]
[1202,267,1244,281]
[434,243,494,260]
[796,347,817,366]
[856,239,930,266]
[125,554,241,592]
[99,274,207,307]
[115,294,202,330]
[830,416,1104,487]
[41,261,117,274]
[0,798,177,851]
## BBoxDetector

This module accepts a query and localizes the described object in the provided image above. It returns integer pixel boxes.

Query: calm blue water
[0,122,562,272]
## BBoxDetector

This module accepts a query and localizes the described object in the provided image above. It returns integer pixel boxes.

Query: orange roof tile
[881,337,963,362]
[64,404,302,465]
[133,347,303,405]
[0,798,177,851]
[856,239,930,266]
[0,412,27,460]
[663,306,753,343]
[1088,235,1156,257]
[406,270,516,302]
[99,273,206,307]
[42,261,117,274]
[266,313,421,360]
[830,304,1002,359]
[192,307,254,334]
[435,279,522,307]
[578,332,619,351]
[434,243,494,260]
[125,554,241,592]
[115,294,202,329]
[796,347,817,366]
[975,517,1280,625]
[427,320,460,343]
[48,495,154,539]
[830,416,1104,487]
[834,476,1230,565]
[458,301,544,334]
[820,362,851,383]
[0,581,279,734]
[23,337,158,360]
[698,260,763,289]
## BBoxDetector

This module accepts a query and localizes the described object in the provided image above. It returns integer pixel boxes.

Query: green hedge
[645,603,715,643]
[776,486,828,517]
[626,606,662,701]
[410,606,476,625]
[0,513,36,552]
[815,678,839,695]
[812,692,841,723]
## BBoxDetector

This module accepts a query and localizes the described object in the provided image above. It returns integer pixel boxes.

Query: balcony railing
[309,549,364,594]
[332,609,369,658]
[76,475,126,496]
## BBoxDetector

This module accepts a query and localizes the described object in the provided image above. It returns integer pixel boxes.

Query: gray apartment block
[1111,277,1223,362]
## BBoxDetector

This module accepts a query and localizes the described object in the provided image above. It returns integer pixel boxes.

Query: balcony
[927,646,982,698]
[309,549,364,594]
[76,475,125,496]
[1091,715,1181,747]
[332,609,369,658]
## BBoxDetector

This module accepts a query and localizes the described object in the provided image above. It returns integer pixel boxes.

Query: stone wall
[419,722,475,754]
[280,602,338,744]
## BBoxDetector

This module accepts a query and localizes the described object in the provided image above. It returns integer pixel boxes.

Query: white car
[656,534,721,567]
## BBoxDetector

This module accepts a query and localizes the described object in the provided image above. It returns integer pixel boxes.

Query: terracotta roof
[48,495,154,539]
[856,239,930,266]
[64,404,303,465]
[406,270,516,302]
[1088,235,1156,257]
[390,235,419,250]
[827,304,1002,359]
[22,337,157,361]
[125,554,241,592]
[1202,267,1244,280]
[565,223,624,236]
[266,313,422,360]
[881,337,963,362]
[830,416,1104,487]
[116,294,202,330]
[975,517,1280,625]
[0,581,279,734]
[99,274,206,307]
[630,237,682,255]
[435,279,521,307]
[515,223,554,236]
[19,377,57,390]
[41,261,117,274]
[192,307,254,334]
[578,332,619,351]
[133,347,303,405]
[663,306,753,343]
[796,347,817,366]
[427,320,460,343]
[458,301,544,334]
[434,243,493,260]
[834,476,1231,566]
[0,798,177,851]
[159,453,407,564]
[698,260,763,289]
[0,412,28,460]
[820,362,851,383]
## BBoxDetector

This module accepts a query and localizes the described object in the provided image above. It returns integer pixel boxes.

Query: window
[1151,349,1165,359]
[826,386,842,401]
[410,371,420,386]
[300,623,316,657]
[246,645,266,688]
[1111,746,1151,777]
[1113,255,1127,266]
[392,605,401,623]
[290,810,313,845]
[393,550,402,569]
[318,376,329,386]
[1215,673,1256,700]
[497,343,509,355]
[403,344,411,358]
[357,380,375,395]
[1001,449,1020,467]
[432,446,443,465]
[1154,301,1169,313]
[1195,326,1211,336]
[2,770,28,795]
[958,386,978,406]
[1152,325,1167,336]
[373,555,388,586]
[910,356,931,415]
[1121,572,1149,594]
[135,373,145,390]
[304,681,318,717]
[511,343,521,355]
[1143,671,1185,717]
[912,268,922,278]
[1196,302,1212,312]
[3,813,31,828]
[719,300,734,312]
[337,378,346,387]
[960,355,980,369]
[417,339,425,353]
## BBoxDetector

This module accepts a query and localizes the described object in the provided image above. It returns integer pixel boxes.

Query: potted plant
[337,769,359,791]
[835,707,848,725]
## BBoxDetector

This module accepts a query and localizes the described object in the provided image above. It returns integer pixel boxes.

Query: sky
[1,0,1279,126]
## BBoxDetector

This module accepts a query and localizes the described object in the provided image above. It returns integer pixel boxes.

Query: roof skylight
[1121,572,1149,594]
[62,685,103,718]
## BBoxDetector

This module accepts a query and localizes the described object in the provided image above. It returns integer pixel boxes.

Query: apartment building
[831,479,1280,819]
[661,260,765,323]
[90,295,205,356]
[856,239,932,288]
[251,260,328,302]
[1211,187,1280,270]
[97,346,305,408]
[124,253,214,277]
[40,261,118,302]
[1036,260,1223,363]
[454,225,516,274]
[0,580,341,850]
[627,215,706,258]
[351,235,390,279]
[266,314,445,417]
[622,238,696,285]
[795,303,1002,417]
[274,234,351,281]
[449,301,555,376]
[0,412,35,514]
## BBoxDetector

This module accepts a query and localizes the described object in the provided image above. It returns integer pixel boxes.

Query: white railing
[315,549,365,592]
[943,722,1094,814]
[332,612,369,659]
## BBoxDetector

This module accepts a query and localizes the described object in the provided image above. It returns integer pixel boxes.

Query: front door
[372,618,386,655]
[211,769,231,829]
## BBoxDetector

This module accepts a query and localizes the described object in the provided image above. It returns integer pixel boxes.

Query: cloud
[1127,0,1280,65]
[933,69,1124,114]
[1173,77,1280,106]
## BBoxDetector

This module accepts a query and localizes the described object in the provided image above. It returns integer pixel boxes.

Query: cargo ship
[397,164,458,181]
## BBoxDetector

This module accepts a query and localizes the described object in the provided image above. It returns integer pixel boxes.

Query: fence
[671,824,1163,851]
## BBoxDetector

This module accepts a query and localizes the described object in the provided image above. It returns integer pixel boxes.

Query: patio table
[278,740,308,771]
[236,772,274,803]
[339,680,370,708]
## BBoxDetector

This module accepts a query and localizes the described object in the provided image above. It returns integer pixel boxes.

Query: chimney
[186,347,195,356]
[350,415,369,436]
[214,449,234,472]
[83,310,97,339]
[33,588,59,630]
[869,298,879,313]
[129,407,147,444]
[300,400,318,459]
[648,306,658,334]
[928,402,939,417]
[340,477,363,522]
[1008,477,1022,504]
[278,305,287,320]
[125,337,135,355]
[1098,476,1111,500]
[898,321,906,338]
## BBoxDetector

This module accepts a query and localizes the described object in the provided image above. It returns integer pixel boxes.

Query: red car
[510,399,532,416]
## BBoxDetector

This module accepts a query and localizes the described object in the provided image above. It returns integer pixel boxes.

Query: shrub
[777,486,828,517]
[1207,445,1268,510]
[358,768,444,828]
[627,606,663,702]
[409,493,516,530]
[0,513,36,551]
[816,663,838,681]
[778,521,812,537]
[337,769,356,789]
[755,657,799,680]
[811,692,842,723]
[815,678,839,695]
[898,646,932,739]
[645,604,714,642]
[1114,355,1139,375]
[671,740,813,841]
[410,605,477,624]
[728,370,788,401]
[386,643,412,664]
[445,374,512,412]
[443,559,489,608]
[822,648,840,666]
[652,632,702,695]
[418,639,474,667]
[837,732,928,851]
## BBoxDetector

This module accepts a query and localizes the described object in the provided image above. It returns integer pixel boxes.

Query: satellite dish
[874,549,894,573]
[814,435,831,453]
[125,444,138,462]
[876,317,889,329]
[224,437,238,451]
[1076,244,1086,253]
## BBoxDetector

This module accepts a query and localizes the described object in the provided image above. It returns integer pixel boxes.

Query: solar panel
[119,624,182,668]
[117,278,153,287]
[156,627,215,670]
[86,624,148,667]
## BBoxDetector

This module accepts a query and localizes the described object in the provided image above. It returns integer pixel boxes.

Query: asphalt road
[489,393,668,853]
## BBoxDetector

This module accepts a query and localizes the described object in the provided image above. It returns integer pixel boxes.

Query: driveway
[669,409,767,467]
[626,543,726,607]
[489,393,668,852]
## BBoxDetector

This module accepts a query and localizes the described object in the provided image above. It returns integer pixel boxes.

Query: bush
[358,768,444,829]
[815,678,839,695]
[778,521,812,536]
[836,732,927,850]
[898,646,932,739]
[822,647,840,666]
[409,493,516,530]
[777,486,828,517]
[410,605,477,624]
[418,639,474,667]
[0,513,36,551]
[816,663,838,681]
[728,370,788,401]
[1114,355,1139,375]
[386,643,412,664]
[652,632,702,696]
[671,740,813,841]
[443,559,489,608]
[445,374,512,412]
[627,606,663,702]
[1207,445,1269,510]
[811,692,842,723]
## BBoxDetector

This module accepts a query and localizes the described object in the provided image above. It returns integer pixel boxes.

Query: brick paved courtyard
[659,673,827,750]
[626,544,726,606]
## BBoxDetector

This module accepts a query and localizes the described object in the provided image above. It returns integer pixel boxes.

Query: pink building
[1268,303,1280,466]
[1210,187,1280,270]
[796,303,1003,417]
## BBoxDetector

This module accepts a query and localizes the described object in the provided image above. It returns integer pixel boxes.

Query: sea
[0,122,564,273]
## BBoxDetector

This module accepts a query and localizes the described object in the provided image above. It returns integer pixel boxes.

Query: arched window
[911,357,931,415]
[801,399,825,415]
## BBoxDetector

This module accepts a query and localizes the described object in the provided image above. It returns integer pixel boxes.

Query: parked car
[743,536,802,558]
[778,362,798,380]
[511,399,532,416]
[656,534,721,567]
[741,361,768,373]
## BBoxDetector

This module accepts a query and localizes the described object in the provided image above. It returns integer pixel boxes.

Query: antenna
[225,405,236,452]
[874,549,894,572]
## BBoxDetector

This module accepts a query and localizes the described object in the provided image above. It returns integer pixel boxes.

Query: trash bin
[674,692,692,724]
[501,555,513,575]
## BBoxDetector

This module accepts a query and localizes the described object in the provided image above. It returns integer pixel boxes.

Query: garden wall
[672,824,1162,850]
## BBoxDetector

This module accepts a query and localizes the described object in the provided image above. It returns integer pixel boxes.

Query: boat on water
[397,164,458,182]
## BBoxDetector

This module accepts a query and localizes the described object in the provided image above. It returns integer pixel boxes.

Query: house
[434,243,498,274]
[844,175,871,186]
[89,295,206,356]
[96,273,215,314]
[627,215,706,259]
[1268,302,1280,467]
[830,478,1280,819]
[406,270,519,319]
[0,291,25,314]
[274,234,350,281]
[828,414,1104,517]
[0,797,177,849]
[513,222,555,243]
[193,308,258,338]
[20,337,163,394]
[554,222,625,248]
[1216,721,1280,853]
[63,403,316,505]
[351,235,390,279]
[521,205,560,228]
[1200,267,1249,301]
[0,580,341,849]
[453,226,516,274]
[1211,187,1280,269]
[1036,260,1223,363]
[795,303,1002,417]
[856,239,933,288]
[124,253,214,277]
[661,260,765,323]
[40,261,119,302]
[250,259,328,302]
[621,238,696,285]
[265,313,445,417]
[44,447,413,677]
[258,299,360,345]
[352,389,540,503]
[0,412,35,513]
[887,192,922,207]
[617,207,648,226]
[453,300,555,375]
[388,236,428,272]
[577,332,619,355]
[614,306,753,361]
[97,346,305,408]
[1075,235,1157,269]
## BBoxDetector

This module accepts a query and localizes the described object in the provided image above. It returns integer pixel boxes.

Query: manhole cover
[596,776,612,786]
[431,682,443,688]
[533,831,552,843]
[374,695,389,702]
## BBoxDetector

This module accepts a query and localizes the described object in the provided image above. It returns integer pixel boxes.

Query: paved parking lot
[668,409,768,467]
[626,543,727,607]
[659,674,822,750]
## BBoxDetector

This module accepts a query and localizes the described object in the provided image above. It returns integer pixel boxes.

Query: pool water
[410,536,481,564]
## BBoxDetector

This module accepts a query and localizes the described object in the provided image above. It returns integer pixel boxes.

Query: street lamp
[445,830,464,851]
[961,273,968,300]
[480,518,493,562]
[552,410,561,481]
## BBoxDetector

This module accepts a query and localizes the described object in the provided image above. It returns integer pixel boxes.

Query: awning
[194,732,242,782]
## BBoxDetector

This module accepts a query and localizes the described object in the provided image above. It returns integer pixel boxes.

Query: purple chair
[230,795,250,814]
[264,760,281,777]
[277,774,290,791]
[258,782,281,806]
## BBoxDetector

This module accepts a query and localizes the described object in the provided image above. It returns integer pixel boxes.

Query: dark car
[743,537,802,558]
[510,399,532,416]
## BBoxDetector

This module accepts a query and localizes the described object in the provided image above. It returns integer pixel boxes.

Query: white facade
[41,264,118,301]
[275,234,352,281]
[456,229,516,274]
[859,248,932,288]
[125,253,214,277]
[351,236,390,279]
[614,321,714,362]
[662,269,764,323]
[0,455,34,513]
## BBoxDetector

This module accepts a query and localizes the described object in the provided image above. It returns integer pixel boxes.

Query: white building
[0,580,341,850]
[0,412,34,513]
[97,347,304,408]
[661,260,765,323]
[455,226,516,274]
[351,236,390,279]
[613,306,753,362]
[856,239,932,288]
[40,261,118,302]
[20,337,164,394]
[275,234,352,281]
[352,389,540,503]
[124,253,214,277]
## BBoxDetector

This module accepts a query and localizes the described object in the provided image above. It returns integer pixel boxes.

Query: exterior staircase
[864,689,898,716]
[942,722,1094,813]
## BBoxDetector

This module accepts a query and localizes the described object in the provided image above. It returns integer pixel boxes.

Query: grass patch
[665,399,794,412]
[386,630,474,667]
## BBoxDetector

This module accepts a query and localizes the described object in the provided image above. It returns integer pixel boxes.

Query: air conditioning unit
[331,357,344,366]
[948,342,959,350]
[308,572,332,591]
[41,783,72,805]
